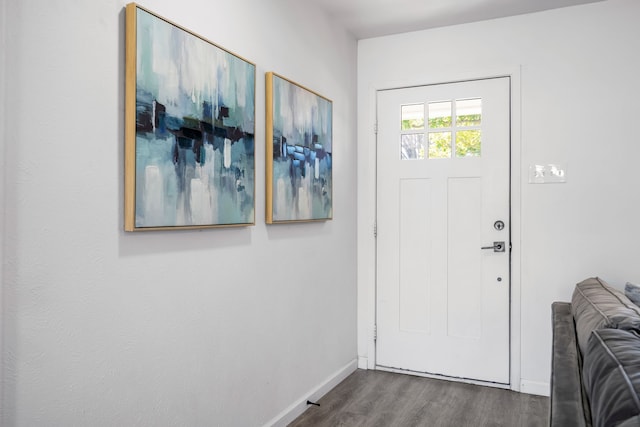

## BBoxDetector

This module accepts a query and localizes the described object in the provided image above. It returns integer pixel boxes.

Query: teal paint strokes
[134,7,255,228]
[270,75,332,222]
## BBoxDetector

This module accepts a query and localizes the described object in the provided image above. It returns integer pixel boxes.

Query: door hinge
[374,122,378,134]
[373,324,377,341]
[373,222,377,238]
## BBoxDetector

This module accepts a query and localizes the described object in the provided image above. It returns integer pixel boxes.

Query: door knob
[481,241,505,252]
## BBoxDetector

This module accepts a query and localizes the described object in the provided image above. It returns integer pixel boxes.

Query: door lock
[494,220,505,231]
[481,241,505,252]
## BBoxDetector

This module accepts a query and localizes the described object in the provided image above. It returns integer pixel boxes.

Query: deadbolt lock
[494,220,505,231]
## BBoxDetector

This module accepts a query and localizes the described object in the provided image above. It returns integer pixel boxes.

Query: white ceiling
[309,0,604,39]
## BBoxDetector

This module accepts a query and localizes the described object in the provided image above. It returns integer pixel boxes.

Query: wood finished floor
[289,369,549,427]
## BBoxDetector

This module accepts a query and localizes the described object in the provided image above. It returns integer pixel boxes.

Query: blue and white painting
[132,7,255,228]
[269,74,332,222]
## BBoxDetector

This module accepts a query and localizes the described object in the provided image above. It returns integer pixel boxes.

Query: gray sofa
[551,277,640,427]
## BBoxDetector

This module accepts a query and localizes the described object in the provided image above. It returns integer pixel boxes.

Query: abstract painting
[265,73,332,223]
[125,3,256,231]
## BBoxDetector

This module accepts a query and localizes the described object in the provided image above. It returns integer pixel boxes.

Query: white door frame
[356,66,523,391]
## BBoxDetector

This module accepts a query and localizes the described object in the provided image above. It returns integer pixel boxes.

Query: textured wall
[0,0,6,418]
[1,0,357,425]
[357,0,640,395]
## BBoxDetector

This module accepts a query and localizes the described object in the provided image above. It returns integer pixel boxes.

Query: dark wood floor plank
[288,370,549,427]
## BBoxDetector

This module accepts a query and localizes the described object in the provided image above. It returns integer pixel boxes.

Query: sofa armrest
[550,302,590,427]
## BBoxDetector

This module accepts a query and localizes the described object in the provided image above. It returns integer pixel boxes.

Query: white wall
[357,0,640,394]
[0,0,6,418]
[1,0,357,425]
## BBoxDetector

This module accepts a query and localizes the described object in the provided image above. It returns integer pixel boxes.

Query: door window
[399,98,482,159]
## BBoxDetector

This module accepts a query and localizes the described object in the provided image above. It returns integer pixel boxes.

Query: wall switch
[528,163,566,184]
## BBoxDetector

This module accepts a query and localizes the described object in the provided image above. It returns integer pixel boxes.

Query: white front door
[376,77,511,384]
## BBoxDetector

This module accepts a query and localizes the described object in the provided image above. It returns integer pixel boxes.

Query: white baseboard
[263,359,358,427]
[520,379,550,397]
[358,356,368,369]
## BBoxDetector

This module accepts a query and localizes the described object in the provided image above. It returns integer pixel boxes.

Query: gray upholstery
[552,278,640,427]
[626,282,640,307]
[617,416,640,427]
[583,328,640,427]
[550,302,589,427]
[571,277,640,355]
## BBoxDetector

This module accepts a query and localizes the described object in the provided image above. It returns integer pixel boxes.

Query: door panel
[376,77,510,384]
[399,178,431,334]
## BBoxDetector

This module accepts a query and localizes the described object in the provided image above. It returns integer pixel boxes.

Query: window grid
[400,98,482,160]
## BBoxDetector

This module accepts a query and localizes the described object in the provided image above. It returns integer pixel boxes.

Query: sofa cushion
[625,282,640,307]
[571,277,640,355]
[583,328,640,427]
[618,416,640,427]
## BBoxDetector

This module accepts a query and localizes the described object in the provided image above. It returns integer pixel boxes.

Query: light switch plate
[528,163,567,184]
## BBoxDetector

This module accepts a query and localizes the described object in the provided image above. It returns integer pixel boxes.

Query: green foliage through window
[428,116,452,128]
[401,118,424,130]
[457,114,481,127]
[456,130,481,157]
[428,132,451,158]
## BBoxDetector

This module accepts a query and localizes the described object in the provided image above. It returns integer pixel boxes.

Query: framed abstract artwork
[265,72,333,223]
[125,3,256,231]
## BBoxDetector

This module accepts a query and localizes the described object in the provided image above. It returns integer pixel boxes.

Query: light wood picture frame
[265,72,333,224]
[125,3,256,231]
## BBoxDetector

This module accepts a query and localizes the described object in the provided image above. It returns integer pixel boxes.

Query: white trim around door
[356,66,522,391]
